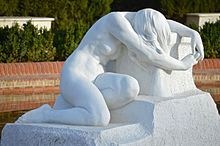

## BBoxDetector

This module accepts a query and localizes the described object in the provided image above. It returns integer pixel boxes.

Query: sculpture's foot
[16,104,51,124]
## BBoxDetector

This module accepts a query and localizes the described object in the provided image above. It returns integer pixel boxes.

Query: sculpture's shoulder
[105,11,135,21]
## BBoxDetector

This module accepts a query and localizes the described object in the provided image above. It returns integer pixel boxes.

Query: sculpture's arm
[167,20,204,60]
[107,12,198,70]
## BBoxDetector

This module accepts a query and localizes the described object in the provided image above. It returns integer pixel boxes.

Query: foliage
[53,25,86,61]
[199,20,220,58]
[0,0,112,31]
[0,22,55,63]
[0,0,113,62]
[160,0,220,22]
[160,0,220,58]
[188,20,220,58]
[50,0,112,60]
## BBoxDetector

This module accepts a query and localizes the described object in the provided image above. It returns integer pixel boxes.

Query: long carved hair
[132,9,171,54]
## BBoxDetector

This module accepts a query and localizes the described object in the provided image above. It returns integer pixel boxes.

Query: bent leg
[16,104,106,126]
[17,76,110,126]
[94,72,140,110]
[53,95,73,110]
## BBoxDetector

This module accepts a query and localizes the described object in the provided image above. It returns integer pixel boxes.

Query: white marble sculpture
[2,8,220,146]
[16,8,204,126]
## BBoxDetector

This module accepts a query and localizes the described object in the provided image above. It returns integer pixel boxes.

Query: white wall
[0,17,54,30]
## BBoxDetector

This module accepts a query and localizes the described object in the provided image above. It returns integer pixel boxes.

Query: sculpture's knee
[89,108,110,126]
[121,76,140,99]
[97,110,110,126]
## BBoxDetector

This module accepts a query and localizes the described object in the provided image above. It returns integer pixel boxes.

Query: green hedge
[53,26,85,61]
[0,0,219,62]
[0,22,88,62]
[199,20,220,58]
[0,0,112,30]
[0,22,55,63]
[0,19,219,63]
[188,20,220,58]
[0,0,113,62]
[160,0,220,22]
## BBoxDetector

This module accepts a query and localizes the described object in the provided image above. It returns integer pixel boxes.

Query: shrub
[0,22,55,63]
[199,20,220,58]
[0,0,112,33]
[53,26,83,61]
[160,0,220,22]
[0,0,113,62]
[188,20,220,58]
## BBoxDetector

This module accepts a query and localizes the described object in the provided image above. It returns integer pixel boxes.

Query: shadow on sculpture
[16,9,204,126]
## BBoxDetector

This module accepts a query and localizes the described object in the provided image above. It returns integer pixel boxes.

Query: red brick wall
[193,59,220,70]
[193,59,220,101]
[0,62,63,94]
[0,62,63,112]
[0,62,63,76]
[0,60,219,112]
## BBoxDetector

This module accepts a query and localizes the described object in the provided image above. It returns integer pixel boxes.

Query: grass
[0,110,27,135]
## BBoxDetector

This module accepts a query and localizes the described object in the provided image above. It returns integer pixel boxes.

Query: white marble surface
[114,33,197,96]
[15,8,204,126]
[2,92,220,146]
[2,8,215,146]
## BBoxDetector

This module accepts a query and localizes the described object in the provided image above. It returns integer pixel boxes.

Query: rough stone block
[1,91,220,146]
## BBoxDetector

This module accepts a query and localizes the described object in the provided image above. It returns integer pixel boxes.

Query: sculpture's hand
[191,31,204,61]
[167,20,204,60]
[181,52,200,70]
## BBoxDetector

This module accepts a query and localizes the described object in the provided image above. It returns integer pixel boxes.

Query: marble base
[1,91,220,146]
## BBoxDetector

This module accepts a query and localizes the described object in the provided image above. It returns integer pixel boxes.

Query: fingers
[197,44,204,60]
[198,54,204,61]
[191,33,204,61]
[191,42,196,55]
[190,54,198,65]
[200,49,204,60]
[195,49,204,61]
[192,43,204,61]
[194,60,198,65]
[194,52,200,61]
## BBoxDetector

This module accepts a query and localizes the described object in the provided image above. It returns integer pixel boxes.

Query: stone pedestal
[2,92,220,146]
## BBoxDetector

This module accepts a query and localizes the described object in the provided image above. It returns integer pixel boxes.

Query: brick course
[193,59,220,101]
[0,62,63,96]
[193,59,220,70]
[0,60,219,112]
[0,62,64,77]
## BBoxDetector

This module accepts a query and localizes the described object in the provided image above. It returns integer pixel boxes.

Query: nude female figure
[16,9,204,126]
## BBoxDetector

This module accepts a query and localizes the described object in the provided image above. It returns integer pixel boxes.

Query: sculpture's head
[133,8,171,54]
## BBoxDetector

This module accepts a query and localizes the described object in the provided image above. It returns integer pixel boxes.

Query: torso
[61,13,123,81]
